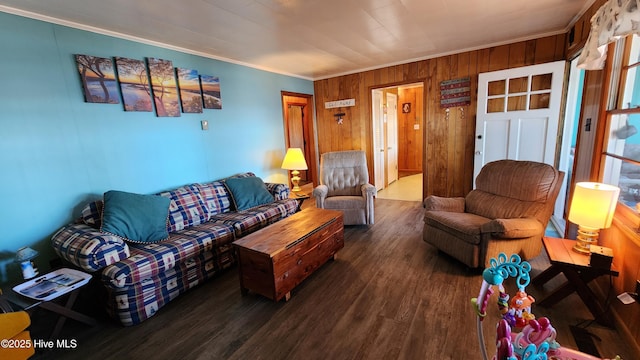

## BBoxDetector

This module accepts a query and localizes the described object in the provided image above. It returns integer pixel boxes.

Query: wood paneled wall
[398,86,423,174]
[314,35,566,198]
[566,0,607,59]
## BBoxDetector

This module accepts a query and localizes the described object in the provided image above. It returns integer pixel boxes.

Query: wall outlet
[201,120,209,130]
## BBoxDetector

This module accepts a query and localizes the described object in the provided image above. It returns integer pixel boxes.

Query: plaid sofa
[51,172,298,326]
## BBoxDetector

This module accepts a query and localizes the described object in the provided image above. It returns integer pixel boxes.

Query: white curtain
[577,0,640,70]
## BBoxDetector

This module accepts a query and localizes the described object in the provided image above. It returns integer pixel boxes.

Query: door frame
[552,57,584,236]
[369,80,426,194]
[281,91,317,187]
[386,92,399,184]
[372,89,385,190]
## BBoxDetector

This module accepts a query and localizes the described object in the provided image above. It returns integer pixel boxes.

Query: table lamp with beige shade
[281,148,308,193]
[568,182,620,254]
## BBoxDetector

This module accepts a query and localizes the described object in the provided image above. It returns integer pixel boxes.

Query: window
[603,35,640,209]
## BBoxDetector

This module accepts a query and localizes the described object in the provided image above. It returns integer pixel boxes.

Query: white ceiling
[0,0,594,80]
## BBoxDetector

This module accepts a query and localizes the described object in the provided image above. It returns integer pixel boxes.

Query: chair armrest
[423,196,465,212]
[312,185,328,208]
[0,311,30,339]
[480,218,544,239]
[265,182,290,200]
[361,183,377,198]
[51,224,131,272]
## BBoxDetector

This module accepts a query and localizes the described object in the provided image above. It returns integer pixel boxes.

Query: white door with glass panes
[474,61,566,183]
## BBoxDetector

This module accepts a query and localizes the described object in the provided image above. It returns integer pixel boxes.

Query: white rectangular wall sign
[325,99,355,109]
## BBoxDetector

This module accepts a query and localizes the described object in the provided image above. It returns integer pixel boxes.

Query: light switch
[201,120,209,130]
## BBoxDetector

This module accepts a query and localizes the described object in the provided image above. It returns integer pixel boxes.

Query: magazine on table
[13,268,90,301]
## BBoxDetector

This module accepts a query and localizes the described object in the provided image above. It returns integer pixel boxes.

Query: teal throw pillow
[100,190,171,243]
[225,177,274,211]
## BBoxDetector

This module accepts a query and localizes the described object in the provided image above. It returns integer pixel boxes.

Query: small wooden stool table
[10,268,96,340]
[532,237,618,327]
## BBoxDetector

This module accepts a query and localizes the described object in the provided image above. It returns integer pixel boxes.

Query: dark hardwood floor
[28,199,634,359]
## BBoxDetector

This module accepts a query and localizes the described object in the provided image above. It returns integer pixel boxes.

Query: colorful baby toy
[471,253,622,360]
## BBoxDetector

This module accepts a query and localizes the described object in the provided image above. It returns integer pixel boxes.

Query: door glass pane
[487,98,504,113]
[507,95,526,111]
[508,77,528,93]
[531,73,553,91]
[530,93,550,109]
[488,80,505,96]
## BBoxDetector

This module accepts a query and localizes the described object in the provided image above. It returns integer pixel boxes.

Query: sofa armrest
[265,182,290,200]
[480,218,544,239]
[51,224,131,272]
[312,185,329,208]
[423,196,465,212]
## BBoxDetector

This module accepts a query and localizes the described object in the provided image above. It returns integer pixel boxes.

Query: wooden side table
[290,192,310,212]
[532,237,619,327]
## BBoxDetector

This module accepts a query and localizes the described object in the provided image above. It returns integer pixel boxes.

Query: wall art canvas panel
[75,54,120,104]
[115,57,153,112]
[200,75,222,109]
[176,68,203,113]
[147,57,180,117]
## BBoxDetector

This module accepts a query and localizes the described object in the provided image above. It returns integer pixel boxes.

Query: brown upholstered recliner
[423,160,564,268]
[312,150,376,225]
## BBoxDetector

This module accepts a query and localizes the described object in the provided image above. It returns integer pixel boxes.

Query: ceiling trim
[314,29,568,81]
[0,5,314,81]
[2,0,596,82]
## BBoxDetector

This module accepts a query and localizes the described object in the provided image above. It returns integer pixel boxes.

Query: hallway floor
[376,173,422,202]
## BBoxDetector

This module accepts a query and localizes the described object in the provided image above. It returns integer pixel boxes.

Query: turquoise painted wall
[0,12,313,283]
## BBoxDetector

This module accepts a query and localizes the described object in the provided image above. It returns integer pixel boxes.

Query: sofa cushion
[209,198,297,237]
[102,246,236,326]
[101,222,235,288]
[265,182,290,201]
[193,181,231,216]
[81,200,103,228]
[224,176,274,211]
[101,190,171,244]
[51,223,131,272]
[158,186,210,232]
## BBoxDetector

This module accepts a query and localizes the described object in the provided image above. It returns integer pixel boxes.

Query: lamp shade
[281,148,308,170]
[15,247,39,262]
[568,182,620,230]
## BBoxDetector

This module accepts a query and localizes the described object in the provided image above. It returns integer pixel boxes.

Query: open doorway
[281,91,316,188]
[371,82,424,201]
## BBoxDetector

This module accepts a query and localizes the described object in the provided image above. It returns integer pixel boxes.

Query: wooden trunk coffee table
[233,207,344,301]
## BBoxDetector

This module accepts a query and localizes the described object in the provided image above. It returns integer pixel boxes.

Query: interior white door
[474,61,566,183]
[387,93,398,184]
[372,90,385,190]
